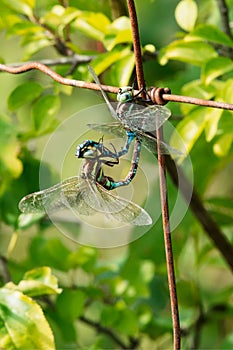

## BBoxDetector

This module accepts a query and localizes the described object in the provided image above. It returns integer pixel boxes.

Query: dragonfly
[19,138,152,226]
[88,66,181,158]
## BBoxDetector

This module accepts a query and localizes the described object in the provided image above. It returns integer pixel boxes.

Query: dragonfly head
[117,86,134,103]
[76,140,99,159]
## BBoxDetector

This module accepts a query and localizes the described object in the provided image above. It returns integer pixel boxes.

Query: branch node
[147,87,171,105]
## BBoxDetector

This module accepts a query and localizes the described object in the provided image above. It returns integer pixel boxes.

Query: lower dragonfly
[88,66,181,159]
[19,138,152,226]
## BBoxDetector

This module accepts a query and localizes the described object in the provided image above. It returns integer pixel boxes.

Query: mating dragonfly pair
[19,67,180,226]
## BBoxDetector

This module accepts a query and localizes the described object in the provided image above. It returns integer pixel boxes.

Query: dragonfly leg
[108,131,136,159]
[104,139,141,190]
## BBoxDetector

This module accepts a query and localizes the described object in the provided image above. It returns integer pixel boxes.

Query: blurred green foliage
[0,0,233,349]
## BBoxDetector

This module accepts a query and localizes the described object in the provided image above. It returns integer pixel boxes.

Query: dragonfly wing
[88,66,118,120]
[87,122,126,138]
[119,104,171,132]
[19,176,96,215]
[136,131,183,156]
[87,123,182,156]
[96,183,152,226]
[19,176,104,215]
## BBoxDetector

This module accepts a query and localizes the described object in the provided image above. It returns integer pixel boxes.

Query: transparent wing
[19,175,152,226]
[117,104,171,132]
[18,176,95,215]
[87,123,183,156]
[95,183,152,226]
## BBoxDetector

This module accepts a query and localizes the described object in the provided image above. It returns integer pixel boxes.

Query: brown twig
[165,155,233,272]
[80,316,139,349]
[1,62,233,111]
[126,1,180,349]
[127,0,145,96]
[217,0,233,39]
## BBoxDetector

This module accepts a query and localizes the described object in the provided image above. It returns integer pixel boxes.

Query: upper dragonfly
[88,66,180,158]
[19,138,152,227]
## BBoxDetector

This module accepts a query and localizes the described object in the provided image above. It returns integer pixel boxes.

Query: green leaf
[21,34,51,60]
[175,0,198,32]
[170,107,208,157]
[159,40,217,66]
[187,24,233,48]
[0,115,22,179]
[8,81,43,110]
[1,0,34,18]
[204,108,223,141]
[32,94,60,134]
[90,46,132,77]
[181,79,216,114]
[7,21,43,36]
[57,289,86,321]
[202,57,233,85]
[205,197,233,225]
[108,53,135,86]
[29,236,71,271]
[8,267,62,297]
[213,132,233,157]
[104,16,132,51]
[0,287,55,350]
[221,79,233,103]
[68,246,97,272]
[101,304,138,336]
[73,11,110,42]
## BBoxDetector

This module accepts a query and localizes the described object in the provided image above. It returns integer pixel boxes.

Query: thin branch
[5,56,95,68]
[165,155,233,272]
[79,316,139,349]
[126,0,145,95]
[156,128,181,350]
[126,1,180,349]
[1,62,233,111]
[217,0,233,39]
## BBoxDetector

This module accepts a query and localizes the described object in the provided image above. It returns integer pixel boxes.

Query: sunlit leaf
[213,133,233,156]
[8,81,43,110]
[73,12,110,42]
[22,35,52,60]
[32,94,60,134]
[104,16,132,50]
[187,24,233,47]
[108,53,135,86]
[159,40,217,66]
[0,287,55,350]
[68,246,97,271]
[8,21,43,36]
[202,57,233,85]
[10,267,62,296]
[181,79,216,114]
[204,108,223,141]
[175,0,198,32]
[221,78,233,103]
[89,46,132,77]
[1,0,34,18]
[170,107,208,157]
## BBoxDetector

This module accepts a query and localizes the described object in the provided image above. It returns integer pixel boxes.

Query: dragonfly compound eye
[117,86,133,102]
